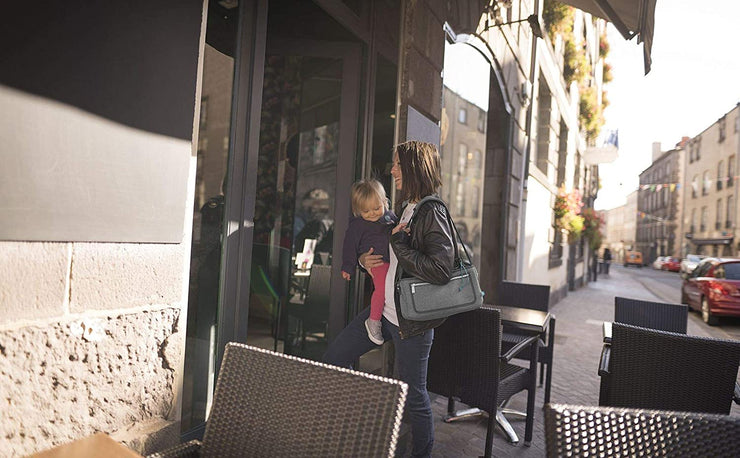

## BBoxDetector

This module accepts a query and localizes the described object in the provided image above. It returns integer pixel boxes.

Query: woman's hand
[392,222,409,235]
[359,247,383,277]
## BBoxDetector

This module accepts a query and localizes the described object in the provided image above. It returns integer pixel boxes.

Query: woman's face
[390,153,402,191]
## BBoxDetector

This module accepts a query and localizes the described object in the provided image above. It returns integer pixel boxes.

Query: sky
[595,0,740,210]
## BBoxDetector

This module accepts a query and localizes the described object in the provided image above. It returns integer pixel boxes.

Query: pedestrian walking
[603,248,612,275]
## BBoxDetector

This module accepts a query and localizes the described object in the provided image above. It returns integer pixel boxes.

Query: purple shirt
[341,210,397,274]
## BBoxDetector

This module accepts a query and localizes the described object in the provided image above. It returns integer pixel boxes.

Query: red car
[681,257,740,325]
[661,256,681,272]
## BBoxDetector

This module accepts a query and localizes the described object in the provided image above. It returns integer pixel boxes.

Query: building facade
[0,0,634,455]
[682,104,740,257]
[603,190,638,264]
[636,142,686,263]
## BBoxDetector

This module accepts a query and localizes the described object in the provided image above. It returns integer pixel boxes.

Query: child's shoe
[365,318,384,345]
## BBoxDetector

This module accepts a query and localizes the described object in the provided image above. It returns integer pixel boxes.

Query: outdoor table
[445,304,552,444]
[28,433,142,458]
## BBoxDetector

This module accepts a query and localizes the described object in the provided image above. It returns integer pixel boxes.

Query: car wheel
[701,297,719,326]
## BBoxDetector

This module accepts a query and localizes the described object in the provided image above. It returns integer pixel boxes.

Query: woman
[323,141,454,457]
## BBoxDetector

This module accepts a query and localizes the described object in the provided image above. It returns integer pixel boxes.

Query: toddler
[341,179,397,345]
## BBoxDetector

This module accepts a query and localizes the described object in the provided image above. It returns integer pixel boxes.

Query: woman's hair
[350,179,389,216]
[394,140,443,203]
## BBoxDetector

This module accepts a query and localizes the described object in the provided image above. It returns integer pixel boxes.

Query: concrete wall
[0,1,205,455]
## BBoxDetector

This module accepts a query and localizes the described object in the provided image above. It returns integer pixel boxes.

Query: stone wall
[0,242,187,457]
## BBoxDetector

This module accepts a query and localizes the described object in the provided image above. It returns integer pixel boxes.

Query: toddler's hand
[392,222,409,235]
[341,271,351,281]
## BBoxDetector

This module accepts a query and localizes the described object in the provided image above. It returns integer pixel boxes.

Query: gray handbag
[396,197,484,321]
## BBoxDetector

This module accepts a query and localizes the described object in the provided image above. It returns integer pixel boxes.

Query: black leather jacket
[390,198,455,338]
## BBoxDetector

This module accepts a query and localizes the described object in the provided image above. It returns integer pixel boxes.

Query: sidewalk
[412,267,739,457]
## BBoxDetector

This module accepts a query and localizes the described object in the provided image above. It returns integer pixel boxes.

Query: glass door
[246,9,361,361]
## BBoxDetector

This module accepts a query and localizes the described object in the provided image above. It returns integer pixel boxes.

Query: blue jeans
[323,307,435,458]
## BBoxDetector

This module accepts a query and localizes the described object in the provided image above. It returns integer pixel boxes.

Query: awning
[685,235,733,246]
[559,0,657,74]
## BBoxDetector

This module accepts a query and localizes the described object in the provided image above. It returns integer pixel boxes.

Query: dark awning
[685,235,733,246]
[558,0,657,74]
[445,0,488,36]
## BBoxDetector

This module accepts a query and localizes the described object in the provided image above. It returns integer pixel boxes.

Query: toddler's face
[360,198,384,222]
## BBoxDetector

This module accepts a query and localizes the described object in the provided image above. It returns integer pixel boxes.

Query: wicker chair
[427,306,539,457]
[614,296,688,333]
[598,323,740,414]
[496,281,554,404]
[545,403,740,457]
[148,343,407,458]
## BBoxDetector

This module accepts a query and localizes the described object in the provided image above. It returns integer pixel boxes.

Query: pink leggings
[369,263,390,321]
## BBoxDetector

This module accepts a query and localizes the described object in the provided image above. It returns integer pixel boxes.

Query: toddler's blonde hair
[351,179,389,217]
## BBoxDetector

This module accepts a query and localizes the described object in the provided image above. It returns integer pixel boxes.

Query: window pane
[440,41,489,267]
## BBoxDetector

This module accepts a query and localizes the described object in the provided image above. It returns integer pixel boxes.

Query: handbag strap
[408,196,473,266]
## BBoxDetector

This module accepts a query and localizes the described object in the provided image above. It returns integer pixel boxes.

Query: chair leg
[524,339,539,445]
[544,318,555,405]
[484,408,496,458]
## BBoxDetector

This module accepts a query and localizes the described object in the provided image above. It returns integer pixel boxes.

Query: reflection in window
[440,41,489,266]
[183,5,238,433]
[458,143,467,175]
[458,108,467,124]
[728,196,734,228]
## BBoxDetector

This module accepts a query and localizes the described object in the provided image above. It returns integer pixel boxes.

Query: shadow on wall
[0,0,205,140]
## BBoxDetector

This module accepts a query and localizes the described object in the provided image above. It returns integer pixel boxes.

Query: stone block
[70,243,185,312]
[0,308,180,456]
[0,242,68,325]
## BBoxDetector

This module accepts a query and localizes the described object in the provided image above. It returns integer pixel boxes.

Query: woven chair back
[545,403,740,457]
[495,281,550,312]
[427,306,502,413]
[614,296,688,333]
[608,323,740,414]
[304,264,332,316]
[201,343,407,457]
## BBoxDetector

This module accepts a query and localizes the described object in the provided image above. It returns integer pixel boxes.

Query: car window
[723,263,740,280]
[693,262,712,277]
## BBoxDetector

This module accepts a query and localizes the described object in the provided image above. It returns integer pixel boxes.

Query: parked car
[652,256,666,270]
[680,257,740,325]
[661,256,681,272]
[680,254,706,274]
[624,251,643,267]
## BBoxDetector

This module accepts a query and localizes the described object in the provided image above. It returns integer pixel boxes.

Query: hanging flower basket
[581,207,604,250]
[554,186,584,241]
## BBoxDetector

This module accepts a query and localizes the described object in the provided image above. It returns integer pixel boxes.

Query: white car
[680,254,706,274]
[652,256,666,270]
